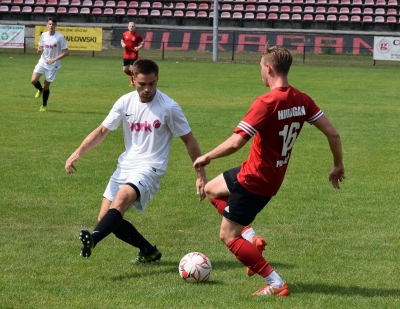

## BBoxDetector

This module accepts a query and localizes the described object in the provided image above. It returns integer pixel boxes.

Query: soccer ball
[178,252,212,283]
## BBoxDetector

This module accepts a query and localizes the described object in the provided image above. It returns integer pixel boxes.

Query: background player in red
[193,44,345,297]
[121,22,144,87]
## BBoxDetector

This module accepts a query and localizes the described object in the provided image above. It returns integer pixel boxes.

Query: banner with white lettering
[0,25,25,48]
[373,36,400,61]
[34,26,102,51]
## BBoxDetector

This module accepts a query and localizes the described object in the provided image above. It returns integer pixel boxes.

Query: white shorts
[33,62,58,83]
[103,167,163,212]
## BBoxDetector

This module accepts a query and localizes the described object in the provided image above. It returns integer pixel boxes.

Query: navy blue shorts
[223,166,271,226]
[123,58,137,66]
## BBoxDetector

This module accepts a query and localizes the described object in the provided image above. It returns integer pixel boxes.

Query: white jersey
[38,31,68,70]
[102,89,191,174]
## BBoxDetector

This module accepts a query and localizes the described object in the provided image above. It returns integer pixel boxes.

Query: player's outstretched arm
[180,132,207,201]
[312,115,345,189]
[65,125,110,174]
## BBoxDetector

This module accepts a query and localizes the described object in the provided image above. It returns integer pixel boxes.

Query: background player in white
[65,59,207,262]
[31,17,69,112]
[194,44,345,297]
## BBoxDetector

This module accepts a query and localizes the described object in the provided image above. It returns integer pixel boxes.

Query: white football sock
[241,227,256,243]
[264,271,283,288]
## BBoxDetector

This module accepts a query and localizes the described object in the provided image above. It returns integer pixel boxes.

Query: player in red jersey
[193,44,345,297]
[121,22,144,86]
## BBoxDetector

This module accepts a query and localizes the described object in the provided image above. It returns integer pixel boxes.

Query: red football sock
[227,236,274,278]
[125,70,132,77]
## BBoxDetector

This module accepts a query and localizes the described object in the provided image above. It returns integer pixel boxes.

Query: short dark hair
[47,17,57,24]
[132,59,159,77]
[261,44,292,75]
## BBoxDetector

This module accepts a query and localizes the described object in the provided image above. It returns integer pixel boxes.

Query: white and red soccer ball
[179,252,212,283]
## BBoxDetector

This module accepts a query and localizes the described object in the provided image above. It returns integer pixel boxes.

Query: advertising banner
[0,25,25,48]
[35,26,102,51]
[373,36,400,61]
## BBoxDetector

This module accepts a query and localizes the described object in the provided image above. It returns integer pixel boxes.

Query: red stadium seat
[280,13,290,20]
[257,5,267,12]
[117,1,127,7]
[351,15,361,22]
[68,7,79,13]
[175,2,185,9]
[82,0,92,6]
[221,12,231,18]
[327,14,337,21]
[80,7,90,13]
[327,7,337,14]
[174,10,184,16]
[140,1,150,7]
[128,1,138,8]
[303,14,313,20]
[387,16,397,23]
[244,12,254,19]
[105,0,115,6]
[315,14,325,21]
[234,4,244,11]
[268,13,278,19]
[232,12,242,18]
[340,7,349,14]
[351,8,361,14]
[292,13,302,20]
[187,3,197,9]
[256,12,266,19]
[94,0,103,6]
[22,5,32,12]
[186,10,195,17]
[281,5,291,12]
[57,6,67,13]
[71,0,80,5]
[199,3,208,10]
[197,11,208,18]
[115,8,125,14]
[292,6,302,12]
[269,5,279,12]
[127,8,137,15]
[362,16,373,22]
[92,7,102,14]
[339,15,349,21]
[34,6,44,12]
[138,8,148,15]
[162,9,172,16]
[59,0,69,5]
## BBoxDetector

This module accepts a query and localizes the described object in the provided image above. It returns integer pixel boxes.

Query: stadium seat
[304,6,314,13]
[24,0,34,4]
[268,13,278,19]
[71,0,80,5]
[340,0,350,4]
[94,0,103,6]
[328,0,338,3]
[293,0,303,3]
[363,8,373,15]
[22,5,32,12]
[364,0,374,5]
[375,8,385,15]
[174,10,184,16]
[315,14,325,20]
[387,8,397,15]
[59,0,69,5]
[362,15,373,22]
[305,0,315,3]
[270,0,280,3]
[292,6,302,12]
[256,12,266,19]
[316,6,326,13]
[187,3,197,9]
[80,7,90,13]
[327,14,337,21]
[234,4,244,11]
[281,6,291,12]
[0,5,9,12]
[127,8,136,15]
[232,12,242,18]
[280,13,290,20]
[128,1,138,7]
[92,7,102,14]
[352,0,362,4]
[33,6,44,12]
[69,7,79,13]
[244,12,254,18]
[175,2,185,9]
[339,15,349,21]
[117,1,127,7]
[115,8,125,14]
[1,0,11,3]
[36,0,45,4]
[45,6,55,13]
[340,7,349,14]
[292,13,302,20]
[317,0,327,3]
[57,6,67,13]
[351,15,361,22]
[387,16,397,23]
[351,8,361,14]
[162,9,172,16]
[140,1,150,7]
[258,0,268,3]
[197,11,208,18]
[257,5,267,12]
[47,0,57,5]
[185,10,195,17]
[199,3,209,10]
[105,1,116,7]
[82,0,92,6]
[327,7,337,14]
[374,16,385,22]
[221,4,232,11]
[388,0,398,5]
[282,0,292,3]
[221,12,231,18]
[303,14,313,20]
[138,8,148,15]
[376,0,386,4]
[269,5,279,12]
[13,0,23,4]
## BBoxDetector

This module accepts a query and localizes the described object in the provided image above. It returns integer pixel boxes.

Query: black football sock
[92,208,123,246]
[34,81,43,91]
[42,89,50,106]
[113,219,156,254]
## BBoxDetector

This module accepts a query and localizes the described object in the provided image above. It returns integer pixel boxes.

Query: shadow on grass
[292,283,400,297]
[43,110,108,115]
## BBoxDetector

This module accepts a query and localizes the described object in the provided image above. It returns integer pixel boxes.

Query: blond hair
[261,44,292,75]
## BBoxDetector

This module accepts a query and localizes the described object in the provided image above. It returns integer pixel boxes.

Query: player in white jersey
[65,59,207,263]
[31,17,69,112]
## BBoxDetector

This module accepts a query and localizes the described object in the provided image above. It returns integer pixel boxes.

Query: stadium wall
[1,20,396,54]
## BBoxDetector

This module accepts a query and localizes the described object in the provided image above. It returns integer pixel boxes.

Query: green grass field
[0,52,399,309]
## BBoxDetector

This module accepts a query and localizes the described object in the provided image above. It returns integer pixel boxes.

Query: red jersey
[234,86,323,196]
[122,31,143,59]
